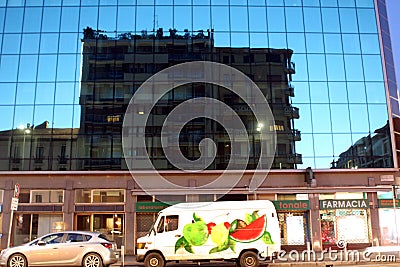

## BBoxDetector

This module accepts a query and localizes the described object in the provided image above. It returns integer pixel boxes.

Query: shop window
[31,190,63,203]
[75,189,124,203]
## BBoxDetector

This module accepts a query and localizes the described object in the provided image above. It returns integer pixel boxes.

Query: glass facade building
[0,0,399,255]
[0,0,397,171]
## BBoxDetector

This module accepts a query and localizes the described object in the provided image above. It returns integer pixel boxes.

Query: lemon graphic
[210,223,229,246]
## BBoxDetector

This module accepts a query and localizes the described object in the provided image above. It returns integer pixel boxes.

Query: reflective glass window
[285,7,304,33]
[266,0,284,6]
[342,34,360,54]
[231,33,249,47]
[193,6,210,31]
[344,55,364,82]
[347,82,366,103]
[21,34,40,54]
[249,7,267,32]
[79,7,98,31]
[59,33,79,54]
[306,33,324,53]
[360,34,380,54]
[304,7,322,32]
[357,9,378,33]
[267,7,285,32]
[37,55,57,82]
[339,8,358,33]
[363,55,383,81]
[331,104,351,133]
[311,104,332,133]
[23,8,42,33]
[322,8,340,33]
[368,104,388,132]
[99,6,117,32]
[57,55,78,81]
[61,7,79,32]
[349,104,369,133]
[338,0,355,7]
[18,55,38,82]
[291,54,308,81]
[0,106,14,131]
[314,134,333,156]
[212,6,229,32]
[4,8,23,32]
[0,83,16,105]
[307,55,327,81]
[2,34,21,54]
[14,105,34,129]
[250,33,268,48]
[365,82,386,104]
[268,32,287,49]
[54,105,74,128]
[326,55,345,81]
[40,33,59,54]
[55,82,76,104]
[290,81,309,104]
[42,7,61,32]
[117,6,135,32]
[309,82,329,103]
[356,0,374,8]
[329,82,348,104]
[230,6,248,32]
[174,6,191,32]
[321,0,337,7]
[294,104,312,133]
[287,33,306,53]
[16,83,36,105]
[324,34,343,53]
[35,83,55,105]
[0,55,19,82]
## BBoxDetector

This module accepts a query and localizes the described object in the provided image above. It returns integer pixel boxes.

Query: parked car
[0,231,118,267]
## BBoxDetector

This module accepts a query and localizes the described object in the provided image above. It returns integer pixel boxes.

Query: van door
[154,215,180,258]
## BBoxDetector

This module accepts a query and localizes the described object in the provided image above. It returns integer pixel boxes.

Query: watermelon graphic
[229,215,266,243]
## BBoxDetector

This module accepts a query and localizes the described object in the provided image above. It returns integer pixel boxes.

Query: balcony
[287,153,303,164]
[285,61,295,74]
[285,84,295,97]
[286,129,301,141]
[284,106,300,119]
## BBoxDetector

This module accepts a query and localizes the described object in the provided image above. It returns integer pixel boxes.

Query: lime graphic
[183,221,209,246]
[210,223,230,246]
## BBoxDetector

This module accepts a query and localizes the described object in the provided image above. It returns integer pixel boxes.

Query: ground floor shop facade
[0,169,398,255]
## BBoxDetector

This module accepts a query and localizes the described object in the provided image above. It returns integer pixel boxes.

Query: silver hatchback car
[0,231,119,267]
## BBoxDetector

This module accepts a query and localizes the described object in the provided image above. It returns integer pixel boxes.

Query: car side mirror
[37,241,46,246]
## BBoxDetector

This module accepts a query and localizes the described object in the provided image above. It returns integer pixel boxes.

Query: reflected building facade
[0,0,399,254]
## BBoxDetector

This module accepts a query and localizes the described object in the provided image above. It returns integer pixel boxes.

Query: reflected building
[79,28,301,170]
[332,121,392,169]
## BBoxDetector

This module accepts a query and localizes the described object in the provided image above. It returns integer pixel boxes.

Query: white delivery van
[136,200,280,267]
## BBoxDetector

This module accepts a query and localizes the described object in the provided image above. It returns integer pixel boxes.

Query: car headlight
[137,242,146,249]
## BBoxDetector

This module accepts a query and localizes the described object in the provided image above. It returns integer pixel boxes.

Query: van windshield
[147,214,160,236]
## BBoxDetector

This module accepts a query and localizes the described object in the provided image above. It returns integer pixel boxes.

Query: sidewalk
[111,252,400,267]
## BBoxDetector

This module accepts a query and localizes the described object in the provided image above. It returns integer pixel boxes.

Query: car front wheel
[239,251,259,267]
[82,253,103,267]
[144,252,165,267]
[8,253,27,267]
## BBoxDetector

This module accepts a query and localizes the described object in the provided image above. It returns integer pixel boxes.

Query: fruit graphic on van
[229,215,267,243]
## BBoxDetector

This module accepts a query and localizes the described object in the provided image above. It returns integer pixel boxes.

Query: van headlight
[137,242,146,249]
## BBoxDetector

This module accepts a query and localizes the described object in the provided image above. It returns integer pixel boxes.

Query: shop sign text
[273,200,309,211]
[320,199,368,210]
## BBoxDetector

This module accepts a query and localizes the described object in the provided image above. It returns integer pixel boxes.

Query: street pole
[7,209,14,248]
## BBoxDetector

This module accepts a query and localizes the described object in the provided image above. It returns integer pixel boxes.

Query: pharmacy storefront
[319,199,371,249]
[273,200,310,251]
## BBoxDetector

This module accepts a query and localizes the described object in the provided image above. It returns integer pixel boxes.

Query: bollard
[121,245,125,267]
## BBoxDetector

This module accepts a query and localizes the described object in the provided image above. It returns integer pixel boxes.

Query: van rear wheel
[239,251,259,267]
[144,252,165,267]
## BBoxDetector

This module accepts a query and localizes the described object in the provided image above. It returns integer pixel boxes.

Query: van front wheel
[144,252,165,267]
[239,251,259,267]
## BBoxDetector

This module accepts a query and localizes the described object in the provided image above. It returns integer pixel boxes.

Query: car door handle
[53,248,58,249]
[175,235,181,238]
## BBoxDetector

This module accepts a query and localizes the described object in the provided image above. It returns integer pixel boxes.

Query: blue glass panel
[230,0,246,5]
[61,7,80,32]
[18,55,38,82]
[297,133,314,157]
[57,55,77,81]
[268,33,286,49]
[324,34,343,53]
[44,0,61,6]
[309,82,329,103]
[63,0,80,6]
[0,55,18,82]
[342,34,360,54]
[21,34,40,54]
[36,83,55,105]
[360,34,380,54]
[266,0,284,6]
[326,55,345,81]
[42,7,61,32]
[291,54,308,81]
[59,33,78,54]
[99,6,117,32]
[362,55,383,81]
[286,7,304,32]
[356,0,374,8]
[231,32,249,47]
[193,6,210,31]
[16,83,35,104]
[311,104,332,133]
[332,133,353,156]
[212,6,229,31]
[4,8,23,32]
[331,104,351,133]
[267,7,285,32]
[54,105,74,128]
[248,0,265,6]
[193,0,210,4]
[73,104,81,127]
[290,81,309,104]
[79,7,98,31]
[357,9,378,34]
[368,104,388,132]
[306,33,324,53]
[40,33,59,54]
[0,0,5,6]
[294,103,312,133]
[211,0,228,4]
[328,82,347,103]
[37,55,57,82]
[7,0,24,7]
[26,0,43,5]
[314,134,333,156]
[214,32,230,47]
[0,106,14,130]
[304,7,322,32]
[349,104,369,133]
[250,33,268,48]
[344,55,363,81]
[0,83,16,105]
[347,82,366,103]
[174,6,191,32]
[23,8,42,33]
[34,105,53,127]
[339,8,358,33]
[307,55,327,81]
[230,6,248,32]
[322,8,340,33]
[321,0,337,7]
[14,106,34,130]
[55,83,75,104]
[2,34,21,54]
[249,7,267,32]
[338,0,355,7]
[100,0,117,5]
[285,0,302,6]
[287,33,305,53]
[365,82,386,104]
[118,6,135,32]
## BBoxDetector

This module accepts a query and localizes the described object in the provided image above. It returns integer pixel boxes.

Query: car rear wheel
[8,253,27,267]
[82,253,103,267]
[144,252,165,267]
